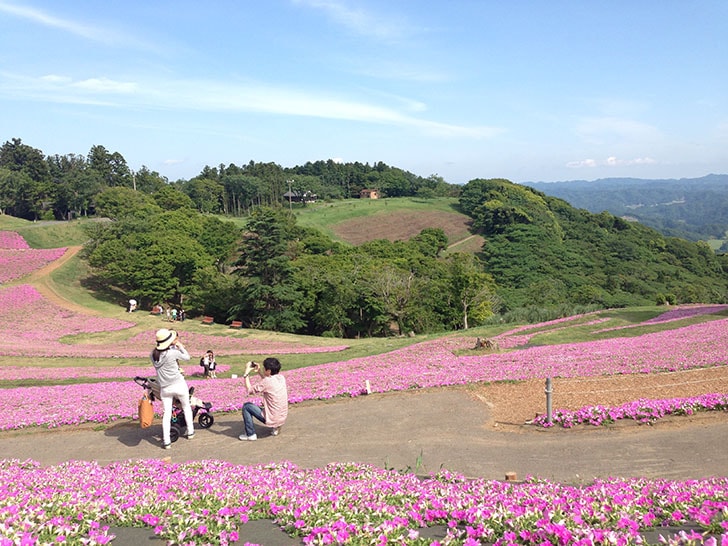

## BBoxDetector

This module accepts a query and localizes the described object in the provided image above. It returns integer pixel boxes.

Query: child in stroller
[134,376,214,442]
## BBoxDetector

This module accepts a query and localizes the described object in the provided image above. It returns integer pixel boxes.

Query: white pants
[160,379,194,445]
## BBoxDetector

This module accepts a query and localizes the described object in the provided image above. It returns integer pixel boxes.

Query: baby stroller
[134,376,215,442]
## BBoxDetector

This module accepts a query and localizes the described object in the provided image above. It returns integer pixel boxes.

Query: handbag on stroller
[133,376,215,442]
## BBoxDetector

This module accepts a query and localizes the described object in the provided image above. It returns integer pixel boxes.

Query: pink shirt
[252,374,288,428]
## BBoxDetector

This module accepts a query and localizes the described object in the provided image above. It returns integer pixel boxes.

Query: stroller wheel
[198,413,214,429]
[169,426,181,443]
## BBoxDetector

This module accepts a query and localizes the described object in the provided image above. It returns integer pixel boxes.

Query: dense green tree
[133,166,167,193]
[293,253,364,337]
[230,207,306,332]
[185,178,224,213]
[411,228,448,257]
[46,154,99,219]
[153,185,195,211]
[88,145,132,188]
[84,211,221,308]
[0,138,50,183]
[465,178,728,309]
[94,187,161,220]
[198,216,241,271]
[445,253,498,329]
[221,174,264,215]
[0,168,37,217]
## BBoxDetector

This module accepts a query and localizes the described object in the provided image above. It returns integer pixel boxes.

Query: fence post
[545,377,553,425]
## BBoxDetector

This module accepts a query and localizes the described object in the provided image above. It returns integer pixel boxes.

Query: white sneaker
[238,434,257,441]
[271,428,279,436]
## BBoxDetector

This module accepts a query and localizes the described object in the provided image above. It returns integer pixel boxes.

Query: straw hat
[155,328,177,350]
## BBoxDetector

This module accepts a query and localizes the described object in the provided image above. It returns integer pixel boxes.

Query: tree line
[0,138,458,221]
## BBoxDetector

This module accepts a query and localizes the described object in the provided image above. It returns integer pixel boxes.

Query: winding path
[22,245,95,314]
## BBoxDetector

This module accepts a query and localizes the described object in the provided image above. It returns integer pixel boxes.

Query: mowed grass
[0,215,97,248]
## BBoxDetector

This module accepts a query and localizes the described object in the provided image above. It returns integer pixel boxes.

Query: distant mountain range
[522,174,728,247]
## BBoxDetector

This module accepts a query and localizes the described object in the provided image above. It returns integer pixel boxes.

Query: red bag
[138,394,153,428]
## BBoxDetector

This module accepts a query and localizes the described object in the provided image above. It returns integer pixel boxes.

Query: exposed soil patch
[471,365,728,430]
[332,210,474,245]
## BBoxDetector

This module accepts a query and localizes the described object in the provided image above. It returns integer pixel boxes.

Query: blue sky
[0,1,726,184]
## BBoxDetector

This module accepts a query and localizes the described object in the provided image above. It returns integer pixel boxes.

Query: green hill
[459,178,728,310]
[293,197,477,248]
[523,174,728,246]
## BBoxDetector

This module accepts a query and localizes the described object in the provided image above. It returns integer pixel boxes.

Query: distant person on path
[151,328,194,449]
[128,299,137,313]
[199,349,217,378]
[171,308,178,321]
[240,358,288,441]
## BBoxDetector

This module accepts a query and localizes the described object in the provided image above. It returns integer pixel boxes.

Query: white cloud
[72,78,138,94]
[0,1,158,50]
[566,156,657,169]
[0,1,105,40]
[0,72,498,138]
[293,0,413,42]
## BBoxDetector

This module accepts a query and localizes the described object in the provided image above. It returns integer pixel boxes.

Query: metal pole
[545,377,553,425]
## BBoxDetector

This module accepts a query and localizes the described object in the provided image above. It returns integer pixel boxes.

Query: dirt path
[22,245,97,314]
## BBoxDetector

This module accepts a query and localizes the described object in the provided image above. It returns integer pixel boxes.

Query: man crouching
[240,358,288,441]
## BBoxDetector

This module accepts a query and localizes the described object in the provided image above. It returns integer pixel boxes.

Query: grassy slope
[294,197,474,246]
[4,211,725,379]
[0,215,94,248]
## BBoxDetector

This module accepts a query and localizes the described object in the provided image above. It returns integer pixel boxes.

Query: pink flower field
[0,248,68,283]
[2,311,727,431]
[0,363,230,382]
[0,285,348,358]
[0,230,68,282]
[0,230,30,249]
[1,459,727,545]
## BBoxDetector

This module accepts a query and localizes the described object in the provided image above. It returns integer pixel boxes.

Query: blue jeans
[242,402,266,436]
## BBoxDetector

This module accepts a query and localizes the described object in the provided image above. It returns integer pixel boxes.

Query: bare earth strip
[472,365,728,430]
[332,210,473,245]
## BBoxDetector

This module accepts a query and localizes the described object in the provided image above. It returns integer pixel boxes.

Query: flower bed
[534,392,728,427]
[0,247,68,282]
[0,459,725,545]
[0,364,231,382]
[593,305,728,334]
[0,230,30,249]
[2,314,728,430]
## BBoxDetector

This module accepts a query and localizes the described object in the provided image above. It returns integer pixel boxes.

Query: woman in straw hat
[151,328,194,449]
